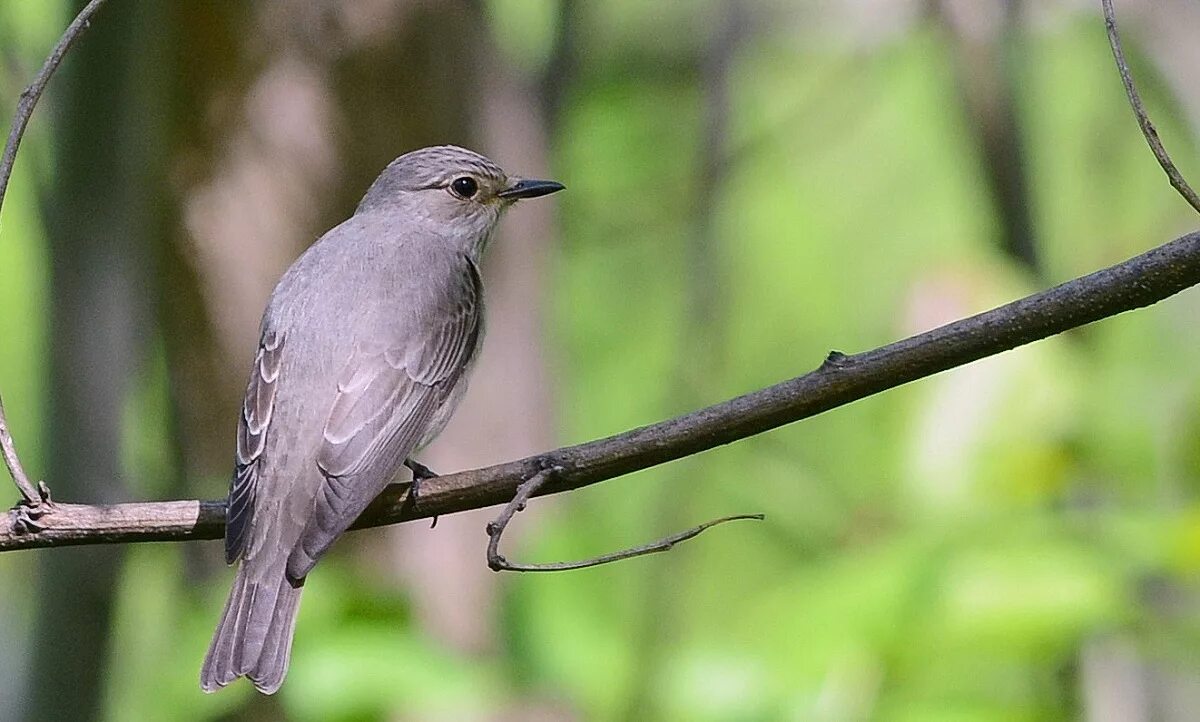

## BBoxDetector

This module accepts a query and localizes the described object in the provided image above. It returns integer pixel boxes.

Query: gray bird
[200,145,563,694]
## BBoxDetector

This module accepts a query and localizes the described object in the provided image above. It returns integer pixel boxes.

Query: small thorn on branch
[485,465,764,573]
[821,350,848,370]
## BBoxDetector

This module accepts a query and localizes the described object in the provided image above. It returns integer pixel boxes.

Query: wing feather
[226,329,284,564]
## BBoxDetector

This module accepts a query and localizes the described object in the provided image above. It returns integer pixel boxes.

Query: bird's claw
[404,458,439,483]
[403,459,440,528]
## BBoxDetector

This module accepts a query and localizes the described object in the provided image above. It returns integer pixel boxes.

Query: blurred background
[2,1,1200,720]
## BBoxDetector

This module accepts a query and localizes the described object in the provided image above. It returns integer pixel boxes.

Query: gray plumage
[201,145,563,694]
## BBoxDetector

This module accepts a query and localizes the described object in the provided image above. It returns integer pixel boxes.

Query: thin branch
[0,397,40,508]
[3,229,1200,551]
[484,465,762,572]
[483,466,550,571]
[1101,0,1200,215]
[0,0,112,507]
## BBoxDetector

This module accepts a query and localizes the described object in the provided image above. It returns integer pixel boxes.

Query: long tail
[200,564,304,694]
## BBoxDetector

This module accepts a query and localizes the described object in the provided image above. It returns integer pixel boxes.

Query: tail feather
[249,577,304,694]
[201,565,304,694]
[200,568,249,692]
[234,573,279,672]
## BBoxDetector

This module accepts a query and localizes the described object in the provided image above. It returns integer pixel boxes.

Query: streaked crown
[358,145,507,212]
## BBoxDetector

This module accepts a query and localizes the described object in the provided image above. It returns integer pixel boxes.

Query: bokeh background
[2,1,1200,720]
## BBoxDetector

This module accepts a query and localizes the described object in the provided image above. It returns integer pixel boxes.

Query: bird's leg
[403,458,440,528]
[404,458,439,484]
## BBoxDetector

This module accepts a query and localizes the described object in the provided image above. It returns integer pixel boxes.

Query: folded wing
[286,256,482,580]
[226,329,284,564]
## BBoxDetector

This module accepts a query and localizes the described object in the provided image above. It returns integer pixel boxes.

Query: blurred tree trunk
[325,0,563,663]
[28,2,165,720]
[325,7,568,717]
[327,3,484,214]
[383,3,562,655]
[159,3,258,508]
[936,0,1040,276]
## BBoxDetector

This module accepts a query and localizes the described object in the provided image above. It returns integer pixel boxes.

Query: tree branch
[1101,0,1200,215]
[4,228,1199,552]
[0,0,112,507]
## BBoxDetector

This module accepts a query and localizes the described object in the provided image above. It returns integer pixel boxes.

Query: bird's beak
[497,178,565,200]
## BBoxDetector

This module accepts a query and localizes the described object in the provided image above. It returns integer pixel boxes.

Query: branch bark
[4,228,1200,552]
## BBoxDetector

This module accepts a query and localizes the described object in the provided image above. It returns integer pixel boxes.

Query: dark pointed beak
[497,178,565,200]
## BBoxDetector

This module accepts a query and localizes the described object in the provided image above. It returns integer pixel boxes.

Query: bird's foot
[404,458,439,483]
[403,458,440,528]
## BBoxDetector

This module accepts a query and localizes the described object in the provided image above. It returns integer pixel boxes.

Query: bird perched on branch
[200,145,564,694]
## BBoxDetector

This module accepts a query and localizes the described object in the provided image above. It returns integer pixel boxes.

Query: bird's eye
[450,176,478,199]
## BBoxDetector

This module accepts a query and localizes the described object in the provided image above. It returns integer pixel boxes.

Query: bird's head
[357,145,564,248]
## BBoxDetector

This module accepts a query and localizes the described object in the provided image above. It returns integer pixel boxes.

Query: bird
[200,145,564,694]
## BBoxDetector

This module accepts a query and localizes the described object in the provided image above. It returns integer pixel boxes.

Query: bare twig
[484,466,762,572]
[0,0,112,508]
[2,228,1199,551]
[0,396,40,508]
[1101,0,1200,215]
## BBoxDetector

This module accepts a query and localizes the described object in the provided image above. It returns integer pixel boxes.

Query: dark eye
[450,176,478,199]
